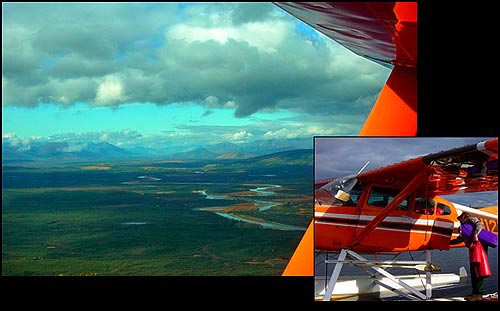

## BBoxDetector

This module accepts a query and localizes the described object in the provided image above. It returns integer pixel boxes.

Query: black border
[418,1,498,137]
[2,1,497,307]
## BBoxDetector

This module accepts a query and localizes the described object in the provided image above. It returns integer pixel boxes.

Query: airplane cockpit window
[315,174,363,207]
[343,182,364,207]
[414,197,435,215]
[367,187,408,209]
[436,202,451,215]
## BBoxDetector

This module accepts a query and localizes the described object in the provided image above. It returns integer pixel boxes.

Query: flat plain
[2,150,313,276]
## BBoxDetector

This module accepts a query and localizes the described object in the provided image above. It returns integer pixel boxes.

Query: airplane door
[357,185,412,250]
[431,201,454,250]
[414,198,453,250]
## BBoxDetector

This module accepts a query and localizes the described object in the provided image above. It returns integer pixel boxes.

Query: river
[195,184,306,231]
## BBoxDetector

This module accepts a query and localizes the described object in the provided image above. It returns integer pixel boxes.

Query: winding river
[195,185,305,231]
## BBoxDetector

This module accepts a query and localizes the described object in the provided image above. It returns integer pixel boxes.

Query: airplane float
[314,137,498,300]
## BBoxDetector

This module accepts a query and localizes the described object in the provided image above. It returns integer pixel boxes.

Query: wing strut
[350,168,431,248]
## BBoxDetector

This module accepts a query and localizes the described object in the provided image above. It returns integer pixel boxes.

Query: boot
[464,293,482,301]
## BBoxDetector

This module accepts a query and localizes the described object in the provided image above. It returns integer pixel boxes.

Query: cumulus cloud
[95,75,126,106]
[225,130,253,142]
[263,125,335,140]
[62,142,88,152]
[3,2,390,122]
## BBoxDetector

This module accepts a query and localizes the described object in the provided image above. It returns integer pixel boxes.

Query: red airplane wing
[274,2,417,134]
[273,2,417,69]
[358,138,499,197]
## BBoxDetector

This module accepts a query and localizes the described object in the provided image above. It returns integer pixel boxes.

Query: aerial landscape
[2,146,313,276]
[2,2,391,277]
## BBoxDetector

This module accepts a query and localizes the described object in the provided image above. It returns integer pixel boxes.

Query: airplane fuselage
[315,180,497,253]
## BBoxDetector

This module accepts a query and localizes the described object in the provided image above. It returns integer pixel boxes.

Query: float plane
[314,137,498,300]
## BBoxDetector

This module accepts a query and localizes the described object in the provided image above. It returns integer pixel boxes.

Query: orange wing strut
[282,220,314,276]
[281,4,417,276]
[359,66,416,136]
[350,168,430,247]
[282,69,417,275]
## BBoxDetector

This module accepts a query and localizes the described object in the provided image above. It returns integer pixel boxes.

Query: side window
[436,202,451,215]
[343,182,364,207]
[414,197,435,215]
[315,179,365,207]
[393,196,410,210]
[367,187,408,209]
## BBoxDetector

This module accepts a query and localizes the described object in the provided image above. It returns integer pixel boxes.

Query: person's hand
[473,234,479,242]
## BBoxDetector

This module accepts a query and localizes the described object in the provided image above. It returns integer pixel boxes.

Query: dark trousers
[470,244,489,295]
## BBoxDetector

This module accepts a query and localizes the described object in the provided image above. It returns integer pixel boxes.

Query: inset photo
[314,137,498,301]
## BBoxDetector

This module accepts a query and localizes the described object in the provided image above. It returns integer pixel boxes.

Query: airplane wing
[358,138,498,197]
[273,2,417,136]
[273,2,417,70]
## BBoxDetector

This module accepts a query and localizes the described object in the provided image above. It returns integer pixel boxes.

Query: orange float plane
[313,137,498,300]
[315,138,498,254]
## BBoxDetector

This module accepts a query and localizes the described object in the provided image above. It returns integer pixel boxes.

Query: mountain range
[2,140,312,164]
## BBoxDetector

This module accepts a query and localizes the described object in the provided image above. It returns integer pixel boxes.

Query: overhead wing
[273,2,416,69]
[274,2,417,134]
[358,138,498,197]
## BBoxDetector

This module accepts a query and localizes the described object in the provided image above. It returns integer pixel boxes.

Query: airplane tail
[453,203,498,235]
[477,205,499,215]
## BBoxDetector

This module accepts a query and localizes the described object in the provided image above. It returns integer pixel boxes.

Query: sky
[2,2,391,153]
[314,137,498,206]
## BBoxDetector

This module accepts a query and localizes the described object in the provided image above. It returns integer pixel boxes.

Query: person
[450,212,490,301]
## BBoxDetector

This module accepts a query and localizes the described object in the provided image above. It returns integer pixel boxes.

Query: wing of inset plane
[357,138,498,196]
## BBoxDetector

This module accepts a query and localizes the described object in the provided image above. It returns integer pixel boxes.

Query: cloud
[225,130,253,142]
[2,132,38,149]
[263,124,336,140]
[95,75,126,106]
[62,142,88,152]
[12,129,145,150]
[3,2,390,124]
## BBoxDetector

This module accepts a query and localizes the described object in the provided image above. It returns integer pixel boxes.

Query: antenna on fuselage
[357,161,370,175]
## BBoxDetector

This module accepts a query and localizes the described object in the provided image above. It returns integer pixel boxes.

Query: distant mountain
[29,142,69,157]
[2,136,313,165]
[240,139,304,154]
[82,142,132,158]
[203,139,308,156]
[206,142,240,154]
[167,147,218,160]
[2,141,133,163]
[126,146,166,157]
[216,152,256,159]
[197,149,313,179]
[248,149,313,166]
